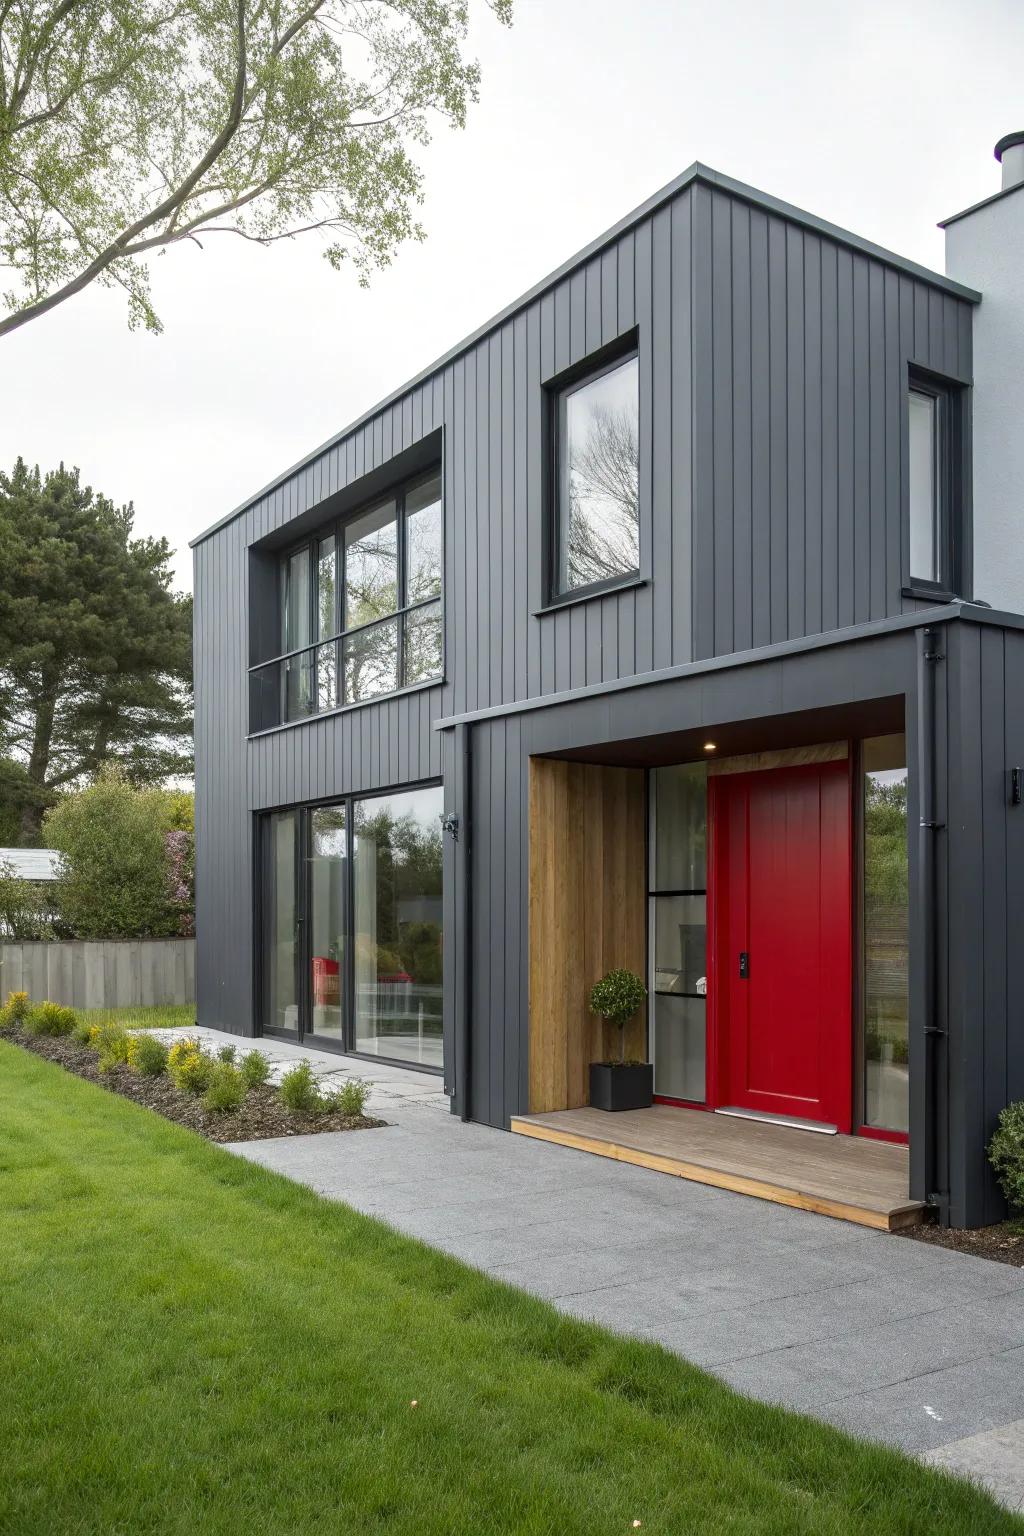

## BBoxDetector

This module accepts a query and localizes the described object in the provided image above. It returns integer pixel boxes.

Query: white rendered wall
[946,188,1024,617]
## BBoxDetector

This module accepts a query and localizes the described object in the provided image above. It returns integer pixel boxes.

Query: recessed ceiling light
[703,741,717,752]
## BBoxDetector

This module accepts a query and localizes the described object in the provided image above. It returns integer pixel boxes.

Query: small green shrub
[278,1060,323,1116]
[95,1024,133,1072]
[202,1062,246,1113]
[240,1049,271,1088]
[170,1046,214,1097]
[71,1016,94,1045]
[0,990,31,1030]
[334,1077,369,1118]
[589,968,647,1064]
[25,1000,78,1037]
[217,1043,237,1065]
[132,1034,169,1078]
[989,1102,1024,1213]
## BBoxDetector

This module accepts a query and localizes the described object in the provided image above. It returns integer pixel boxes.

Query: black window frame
[543,333,644,609]
[249,466,444,732]
[903,367,965,602]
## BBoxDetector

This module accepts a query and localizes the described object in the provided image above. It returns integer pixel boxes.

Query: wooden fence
[0,939,196,1010]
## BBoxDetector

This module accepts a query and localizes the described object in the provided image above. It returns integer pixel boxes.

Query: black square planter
[589,1061,654,1112]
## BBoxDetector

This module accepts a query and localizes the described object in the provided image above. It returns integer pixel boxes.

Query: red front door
[711,760,852,1132]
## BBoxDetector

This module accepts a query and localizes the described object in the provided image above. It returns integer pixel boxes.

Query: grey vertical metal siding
[942,621,1024,1226]
[689,188,972,662]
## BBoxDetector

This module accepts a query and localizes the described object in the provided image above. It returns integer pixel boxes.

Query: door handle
[739,951,750,979]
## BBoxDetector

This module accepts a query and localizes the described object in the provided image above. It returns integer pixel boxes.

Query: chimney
[995,131,1024,192]
[942,137,1024,617]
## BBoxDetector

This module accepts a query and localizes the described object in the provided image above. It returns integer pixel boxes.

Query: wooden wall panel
[528,758,646,1113]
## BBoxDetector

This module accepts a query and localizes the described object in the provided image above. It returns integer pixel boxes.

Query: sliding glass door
[259,785,443,1070]
[353,787,443,1068]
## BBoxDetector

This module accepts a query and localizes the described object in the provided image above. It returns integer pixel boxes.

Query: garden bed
[4,1025,385,1143]
[903,1219,1024,1268]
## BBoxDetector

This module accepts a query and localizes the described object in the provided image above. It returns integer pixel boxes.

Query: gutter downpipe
[457,722,473,1122]
[917,625,949,1222]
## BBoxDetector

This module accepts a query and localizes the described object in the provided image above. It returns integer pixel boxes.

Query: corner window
[251,469,443,731]
[552,350,640,598]
[907,375,961,594]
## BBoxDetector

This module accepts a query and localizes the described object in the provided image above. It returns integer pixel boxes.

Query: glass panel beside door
[649,764,708,1103]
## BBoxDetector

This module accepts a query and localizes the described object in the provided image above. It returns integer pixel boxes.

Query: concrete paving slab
[922,1418,1024,1512]
[223,1064,1024,1508]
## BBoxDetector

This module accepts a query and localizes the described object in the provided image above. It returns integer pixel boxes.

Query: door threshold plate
[715,1106,838,1135]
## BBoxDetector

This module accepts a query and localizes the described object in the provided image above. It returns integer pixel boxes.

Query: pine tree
[0,459,192,843]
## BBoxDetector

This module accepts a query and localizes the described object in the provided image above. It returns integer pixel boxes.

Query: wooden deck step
[510,1104,926,1231]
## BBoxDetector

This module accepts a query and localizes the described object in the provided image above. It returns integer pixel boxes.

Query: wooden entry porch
[510,1104,925,1231]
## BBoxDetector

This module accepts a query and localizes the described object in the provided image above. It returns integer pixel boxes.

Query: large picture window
[551,350,640,599]
[250,469,443,730]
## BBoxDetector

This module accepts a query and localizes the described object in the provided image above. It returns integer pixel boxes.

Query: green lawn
[79,1003,196,1030]
[0,1043,1017,1536]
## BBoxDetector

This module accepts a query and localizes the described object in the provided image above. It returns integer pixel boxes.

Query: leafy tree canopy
[44,769,192,937]
[0,458,192,842]
[0,0,512,336]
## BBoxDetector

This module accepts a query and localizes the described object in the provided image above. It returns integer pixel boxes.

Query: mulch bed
[2,1027,386,1144]
[902,1219,1024,1268]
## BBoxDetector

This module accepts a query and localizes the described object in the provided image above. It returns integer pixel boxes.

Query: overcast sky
[3,0,1022,593]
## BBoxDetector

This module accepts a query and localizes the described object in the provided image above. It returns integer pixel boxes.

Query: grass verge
[79,1003,196,1030]
[0,1042,1017,1536]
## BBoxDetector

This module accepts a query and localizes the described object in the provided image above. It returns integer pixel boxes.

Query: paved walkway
[179,1027,1024,1509]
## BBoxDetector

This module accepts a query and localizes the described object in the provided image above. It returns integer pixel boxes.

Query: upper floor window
[551,349,640,599]
[907,375,961,596]
[255,469,443,730]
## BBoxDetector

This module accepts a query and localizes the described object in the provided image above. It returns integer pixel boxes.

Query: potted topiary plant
[588,968,651,1111]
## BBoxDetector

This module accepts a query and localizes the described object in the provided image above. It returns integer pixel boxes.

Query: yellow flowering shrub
[167,1038,213,1096]
[0,990,30,1029]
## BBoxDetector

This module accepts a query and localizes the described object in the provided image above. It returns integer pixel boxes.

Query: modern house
[192,138,1024,1232]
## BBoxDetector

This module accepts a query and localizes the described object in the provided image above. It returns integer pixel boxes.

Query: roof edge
[940,176,1024,229]
[192,162,980,550]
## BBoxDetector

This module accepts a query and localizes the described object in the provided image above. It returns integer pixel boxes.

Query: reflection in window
[309,805,347,1039]
[282,547,311,652]
[353,786,443,1067]
[556,353,640,595]
[649,763,707,1103]
[653,763,707,893]
[406,474,443,603]
[909,389,940,584]
[863,734,909,1133]
[317,643,337,713]
[263,811,298,1034]
[317,536,336,639]
[345,500,399,627]
[404,600,443,686]
[257,471,443,730]
[284,649,314,721]
[343,617,399,704]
